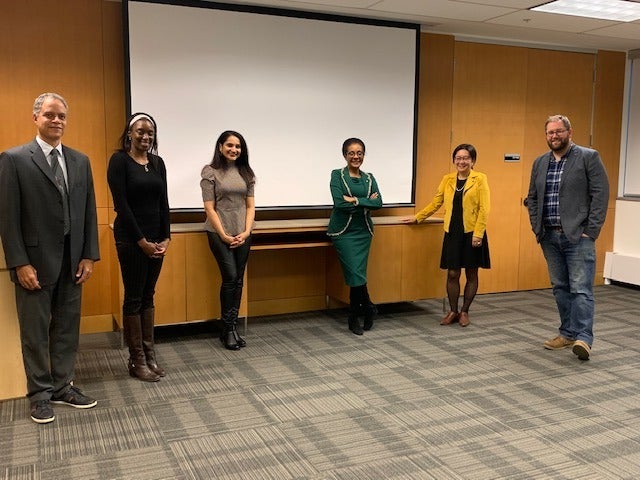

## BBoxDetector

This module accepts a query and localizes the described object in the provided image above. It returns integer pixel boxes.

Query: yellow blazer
[415,170,490,238]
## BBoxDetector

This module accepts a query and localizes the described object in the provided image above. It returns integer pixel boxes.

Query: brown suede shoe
[543,336,575,350]
[572,340,591,361]
[459,312,470,327]
[440,311,459,325]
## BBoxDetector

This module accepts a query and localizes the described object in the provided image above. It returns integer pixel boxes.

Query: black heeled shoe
[363,304,377,331]
[220,328,240,350]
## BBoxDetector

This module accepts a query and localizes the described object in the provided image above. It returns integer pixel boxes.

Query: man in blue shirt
[527,114,609,361]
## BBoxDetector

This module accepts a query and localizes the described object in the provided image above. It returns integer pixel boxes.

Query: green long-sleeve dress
[327,167,383,286]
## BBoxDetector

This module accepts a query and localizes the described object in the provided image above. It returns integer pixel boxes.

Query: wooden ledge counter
[110,216,445,325]
[0,249,28,400]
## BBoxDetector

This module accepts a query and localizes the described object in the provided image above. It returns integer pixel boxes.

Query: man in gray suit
[527,114,609,361]
[0,93,100,423]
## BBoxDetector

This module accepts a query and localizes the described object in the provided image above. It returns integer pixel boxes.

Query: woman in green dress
[327,138,383,335]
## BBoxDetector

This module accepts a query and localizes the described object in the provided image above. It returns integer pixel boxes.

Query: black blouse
[107,150,170,243]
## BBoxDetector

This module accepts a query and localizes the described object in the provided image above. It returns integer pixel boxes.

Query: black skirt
[440,183,490,269]
[440,230,491,269]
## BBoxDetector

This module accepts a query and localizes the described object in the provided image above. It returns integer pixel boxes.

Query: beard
[547,136,570,152]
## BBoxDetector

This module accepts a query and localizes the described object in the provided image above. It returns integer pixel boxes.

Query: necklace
[456,178,467,192]
[129,151,149,172]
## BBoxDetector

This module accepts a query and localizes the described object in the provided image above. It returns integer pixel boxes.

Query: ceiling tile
[586,21,640,40]
[369,0,516,21]
[487,10,618,33]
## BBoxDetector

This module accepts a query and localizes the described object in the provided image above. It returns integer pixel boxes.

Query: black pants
[15,236,82,401]
[206,231,251,319]
[116,242,164,316]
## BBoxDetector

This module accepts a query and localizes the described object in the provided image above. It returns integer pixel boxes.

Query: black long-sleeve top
[107,150,170,243]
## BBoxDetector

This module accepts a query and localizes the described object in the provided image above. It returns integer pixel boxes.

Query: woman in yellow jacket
[406,144,490,326]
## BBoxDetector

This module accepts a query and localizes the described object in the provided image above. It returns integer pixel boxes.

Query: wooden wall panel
[366,226,404,303]
[185,233,222,321]
[401,223,446,300]
[415,34,455,210]
[102,0,127,210]
[81,225,115,316]
[452,42,528,294]
[248,247,327,316]
[152,235,187,325]
[0,1,120,336]
[0,273,27,399]
[518,49,596,291]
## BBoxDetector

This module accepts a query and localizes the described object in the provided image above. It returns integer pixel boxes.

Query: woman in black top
[107,112,170,382]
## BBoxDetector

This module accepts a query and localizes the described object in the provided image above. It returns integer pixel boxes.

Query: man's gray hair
[33,93,68,115]
[545,114,571,132]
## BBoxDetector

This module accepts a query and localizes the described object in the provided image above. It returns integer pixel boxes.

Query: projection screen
[125,0,419,210]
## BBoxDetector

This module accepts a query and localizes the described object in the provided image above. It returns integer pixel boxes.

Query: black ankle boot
[221,326,240,350]
[348,314,363,335]
[363,303,377,331]
[231,324,246,347]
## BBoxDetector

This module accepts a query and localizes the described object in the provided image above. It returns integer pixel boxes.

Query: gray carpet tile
[326,455,451,480]
[154,390,279,441]
[2,284,640,479]
[40,446,184,480]
[429,429,606,479]
[169,425,318,480]
[251,376,369,422]
[39,403,163,461]
[280,410,426,472]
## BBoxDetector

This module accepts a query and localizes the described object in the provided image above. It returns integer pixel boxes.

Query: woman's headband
[128,113,154,128]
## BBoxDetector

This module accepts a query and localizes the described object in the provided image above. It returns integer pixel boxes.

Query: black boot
[348,311,363,335]
[230,307,246,347]
[348,287,364,335]
[363,303,377,331]
[359,284,376,331]
[141,308,165,377]
[220,311,240,350]
[123,315,160,382]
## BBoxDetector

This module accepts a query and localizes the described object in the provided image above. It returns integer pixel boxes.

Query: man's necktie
[50,149,70,235]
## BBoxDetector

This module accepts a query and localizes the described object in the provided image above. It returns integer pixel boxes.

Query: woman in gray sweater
[200,131,256,350]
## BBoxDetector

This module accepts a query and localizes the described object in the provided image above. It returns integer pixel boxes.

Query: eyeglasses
[42,112,67,121]
[454,156,471,162]
[346,151,364,158]
[546,129,568,137]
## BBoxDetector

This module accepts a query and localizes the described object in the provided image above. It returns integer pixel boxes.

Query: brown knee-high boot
[123,314,160,382]
[141,308,165,377]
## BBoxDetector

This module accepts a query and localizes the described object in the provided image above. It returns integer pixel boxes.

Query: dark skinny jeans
[206,231,251,322]
[116,241,164,316]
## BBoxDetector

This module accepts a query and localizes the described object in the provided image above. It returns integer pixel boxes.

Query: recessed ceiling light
[531,0,640,22]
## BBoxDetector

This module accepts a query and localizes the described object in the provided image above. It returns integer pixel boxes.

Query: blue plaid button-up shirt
[542,145,573,227]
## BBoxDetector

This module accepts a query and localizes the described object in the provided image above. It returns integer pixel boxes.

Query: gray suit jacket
[0,139,100,286]
[527,144,609,244]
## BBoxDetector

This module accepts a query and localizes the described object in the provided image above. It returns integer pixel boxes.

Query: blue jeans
[540,229,596,346]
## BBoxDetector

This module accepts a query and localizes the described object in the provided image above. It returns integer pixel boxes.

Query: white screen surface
[127,0,418,209]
